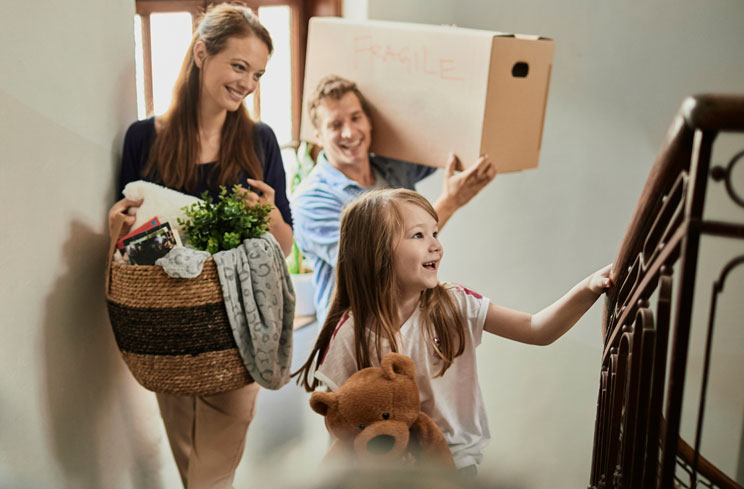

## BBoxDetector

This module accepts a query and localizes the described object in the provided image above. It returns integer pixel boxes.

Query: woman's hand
[108,197,143,239]
[241,178,276,208]
[587,264,613,295]
[242,178,293,256]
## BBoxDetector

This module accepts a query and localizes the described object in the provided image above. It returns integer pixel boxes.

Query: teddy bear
[309,352,456,469]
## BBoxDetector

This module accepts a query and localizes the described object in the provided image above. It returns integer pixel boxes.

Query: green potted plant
[178,184,273,253]
[283,140,318,317]
[286,241,315,317]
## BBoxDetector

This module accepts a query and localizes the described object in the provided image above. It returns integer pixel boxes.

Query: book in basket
[122,222,182,265]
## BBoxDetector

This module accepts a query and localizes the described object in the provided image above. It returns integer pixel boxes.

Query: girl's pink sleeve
[446,283,490,347]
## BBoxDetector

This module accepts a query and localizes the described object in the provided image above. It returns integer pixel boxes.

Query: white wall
[366,0,744,487]
[342,0,368,21]
[0,3,174,488]
[0,4,339,489]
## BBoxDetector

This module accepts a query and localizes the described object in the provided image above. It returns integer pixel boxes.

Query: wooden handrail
[592,94,744,489]
[652,413,743,488]
[603,94,744,334]
[681,94,744,132]
[676,435,742,489]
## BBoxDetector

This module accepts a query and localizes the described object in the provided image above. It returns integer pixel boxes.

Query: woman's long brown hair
[294,189,467,391]
[145,4,273,191]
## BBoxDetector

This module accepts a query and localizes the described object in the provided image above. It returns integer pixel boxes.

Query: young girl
[295,188,611,472]
[108,5,292,488]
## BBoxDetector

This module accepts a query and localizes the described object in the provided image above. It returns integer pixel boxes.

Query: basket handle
[105,213,128,297]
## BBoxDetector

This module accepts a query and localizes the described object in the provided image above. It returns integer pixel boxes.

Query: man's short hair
[308,75,372,129]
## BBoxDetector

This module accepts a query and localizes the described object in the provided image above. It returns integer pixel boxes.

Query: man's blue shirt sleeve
[291,186,343,267]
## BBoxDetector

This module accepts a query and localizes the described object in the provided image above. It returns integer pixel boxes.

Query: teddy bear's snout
[353,420,410,460]
[366,434,396,454]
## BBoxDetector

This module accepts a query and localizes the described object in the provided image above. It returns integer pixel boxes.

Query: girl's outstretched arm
[483,264,613,345]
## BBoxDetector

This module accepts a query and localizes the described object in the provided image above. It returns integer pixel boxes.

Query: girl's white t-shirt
[315,284,491,468]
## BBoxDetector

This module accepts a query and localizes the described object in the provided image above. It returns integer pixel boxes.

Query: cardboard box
[300,18,554,172]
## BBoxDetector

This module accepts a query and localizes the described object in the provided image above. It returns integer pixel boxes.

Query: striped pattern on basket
[106,258,252,395]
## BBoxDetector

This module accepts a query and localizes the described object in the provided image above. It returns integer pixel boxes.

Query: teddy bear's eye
[382,413,390,420]
[359,424,366,430]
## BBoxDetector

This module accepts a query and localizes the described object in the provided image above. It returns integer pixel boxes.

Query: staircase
[589,94,744,489]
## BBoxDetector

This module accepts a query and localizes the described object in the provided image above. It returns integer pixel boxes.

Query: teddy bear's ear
[310,391,336,416]
[381,352,416,380]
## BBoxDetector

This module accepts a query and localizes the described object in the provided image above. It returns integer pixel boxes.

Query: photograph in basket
[116,216,160,252]
[123,222,181,265]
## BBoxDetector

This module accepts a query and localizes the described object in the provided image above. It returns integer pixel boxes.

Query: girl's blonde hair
[145,3,272,192]
[295,189,466,391]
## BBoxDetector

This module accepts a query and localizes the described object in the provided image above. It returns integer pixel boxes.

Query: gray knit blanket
[212,234,295,390]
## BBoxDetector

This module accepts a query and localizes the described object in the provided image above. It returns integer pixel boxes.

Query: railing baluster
[590,94,744,489]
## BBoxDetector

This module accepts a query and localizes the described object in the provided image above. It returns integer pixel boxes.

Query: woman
[108,5,292,488]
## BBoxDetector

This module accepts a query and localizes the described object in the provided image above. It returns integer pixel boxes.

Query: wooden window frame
[134,0,341,143]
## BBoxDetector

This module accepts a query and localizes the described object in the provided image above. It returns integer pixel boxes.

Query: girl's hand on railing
[587,264,614,295]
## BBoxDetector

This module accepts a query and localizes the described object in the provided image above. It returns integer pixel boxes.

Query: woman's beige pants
[156,382,260,489]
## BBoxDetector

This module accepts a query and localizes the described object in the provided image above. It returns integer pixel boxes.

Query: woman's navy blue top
[117,117,292,227]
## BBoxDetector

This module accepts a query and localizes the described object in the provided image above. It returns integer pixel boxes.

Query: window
[133,0,341,145]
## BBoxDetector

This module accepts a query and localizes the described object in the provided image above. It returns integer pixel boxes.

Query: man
[291,75,496,324]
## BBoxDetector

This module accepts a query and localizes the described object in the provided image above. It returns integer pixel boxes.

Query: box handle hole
[512,62,529,78]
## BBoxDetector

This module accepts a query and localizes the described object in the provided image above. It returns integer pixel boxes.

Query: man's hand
[442,153,496,207]
[433,153,496,229]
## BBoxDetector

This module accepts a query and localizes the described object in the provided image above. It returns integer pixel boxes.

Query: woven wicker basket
[105,214,252,396]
